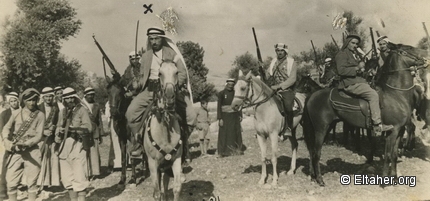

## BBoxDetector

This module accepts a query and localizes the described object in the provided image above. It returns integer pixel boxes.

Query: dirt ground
[16,106,430,201]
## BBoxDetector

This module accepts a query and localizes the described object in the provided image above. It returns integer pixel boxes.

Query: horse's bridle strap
[147,116,182,161]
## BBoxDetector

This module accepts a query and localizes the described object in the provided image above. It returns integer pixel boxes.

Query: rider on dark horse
[262,43,298,140]
[335,34,393,135]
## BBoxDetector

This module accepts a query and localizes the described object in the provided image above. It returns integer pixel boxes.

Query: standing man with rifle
[55,87,92,201]
[1,88,45,201]
[0,92,20,201]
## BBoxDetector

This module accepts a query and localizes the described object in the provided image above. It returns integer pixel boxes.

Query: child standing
[195,100,210,156]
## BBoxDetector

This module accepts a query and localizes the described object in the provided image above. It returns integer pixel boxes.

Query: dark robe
[37,102,61,186]
[0,108,12,199]
[217,89,242,156]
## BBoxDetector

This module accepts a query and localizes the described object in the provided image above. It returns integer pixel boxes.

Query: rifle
[369,27,378,59]
[135,20,140,58]
[422,22,430,51]
[252,27,266,82]
[376,31,381,38]
[92,35,120,79]
[311,40,319,65]
[331,35,340,51]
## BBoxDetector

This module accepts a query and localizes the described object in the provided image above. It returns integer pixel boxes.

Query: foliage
[228,51,272,79]
[177,41,217,102]
[343,11,368,48]
[0,0,82,92]
[417,37,429,50]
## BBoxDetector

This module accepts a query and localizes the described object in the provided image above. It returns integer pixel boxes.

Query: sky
[1,0,430,87]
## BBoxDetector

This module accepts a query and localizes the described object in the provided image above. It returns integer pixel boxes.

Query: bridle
[384,49,429,91]
[234,78,275,109]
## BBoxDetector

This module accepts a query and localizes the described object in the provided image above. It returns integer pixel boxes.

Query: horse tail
[302,103,316,151]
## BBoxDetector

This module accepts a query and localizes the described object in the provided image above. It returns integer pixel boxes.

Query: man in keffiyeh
[377,35,392,66]
[37,87,61,189]
[0,92,20,201]
[125,27,196,161]
[263,43,298,140]
[82,87,102,180]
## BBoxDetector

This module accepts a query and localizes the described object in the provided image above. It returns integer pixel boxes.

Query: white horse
[143,61,183,201]
[231,70,308,187]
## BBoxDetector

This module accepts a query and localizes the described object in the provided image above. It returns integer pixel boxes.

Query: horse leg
[287,128,298,175]
[161,172,169,201]
[148,157,161,201]
[256,134,268,185]
[391,130,401,178]
[270,132,279,187]
[406,122,416,151]
[342,123,349,146]
[354,128,361,152]
[129,158,136,185]
[119,138,127,186]
[313,129,327,186]
[366,129,375,164]
[172,158,182,201]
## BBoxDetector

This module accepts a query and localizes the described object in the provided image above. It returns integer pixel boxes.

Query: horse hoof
[317,181,325,187]
[129,183,136,188]
[258,179,265,185]
[287,170,295,175]
[271,182,278,188]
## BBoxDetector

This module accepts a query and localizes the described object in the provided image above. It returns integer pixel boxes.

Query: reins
[234,78,276,109]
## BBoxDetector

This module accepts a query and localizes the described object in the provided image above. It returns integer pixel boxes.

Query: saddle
[329,88,371,127]
[272,93,304,117]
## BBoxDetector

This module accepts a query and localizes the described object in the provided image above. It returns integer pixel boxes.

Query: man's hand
[55,135,62,143]
[4,139,14,152]
[271,85,280,91]
[44,129,53,136]
[219,119,223,127]
[358,61,365,68]
[125,91,133,98]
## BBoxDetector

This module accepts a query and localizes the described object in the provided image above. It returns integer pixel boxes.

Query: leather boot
[7,193,17,201]
[27,192,37,201]
[282,111,294,139]
[68,190,78,201]
[77,191,86,201]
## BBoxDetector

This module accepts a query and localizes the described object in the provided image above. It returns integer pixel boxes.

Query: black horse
[302,43,427,186]
[106,75,146,186]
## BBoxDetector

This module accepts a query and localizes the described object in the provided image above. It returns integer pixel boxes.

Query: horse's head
[295,74,322,94]
[379,43,428,89]
[231,70,253,111]
[106,76,125,118]
[159,60,178,111]
[384,43,426,71]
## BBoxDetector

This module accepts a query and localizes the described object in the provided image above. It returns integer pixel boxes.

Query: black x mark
[143,4,153,14]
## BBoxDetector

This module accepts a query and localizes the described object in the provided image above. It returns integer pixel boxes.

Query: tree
[343,11,368,49]
[228,51,272,79]
[417,37,429,50]
[0,0,83,92]
[176,41,217,102]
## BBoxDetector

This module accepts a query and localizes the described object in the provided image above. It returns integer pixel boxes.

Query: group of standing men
[0,86,103,201]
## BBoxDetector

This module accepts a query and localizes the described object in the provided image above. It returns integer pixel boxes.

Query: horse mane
[251,76,274,97]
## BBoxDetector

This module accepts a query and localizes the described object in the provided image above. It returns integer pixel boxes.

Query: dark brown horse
[302,43,427,186]
[106,75,145,186]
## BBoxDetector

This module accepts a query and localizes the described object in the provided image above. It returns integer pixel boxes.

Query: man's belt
[147,79,160,92]
[221,105,236,113]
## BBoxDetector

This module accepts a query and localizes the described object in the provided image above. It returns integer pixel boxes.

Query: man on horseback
[263,43,298,140]
[335,34,393,134]
[120,51,142,98]
[125,27,195,160]
[377,35,392,67]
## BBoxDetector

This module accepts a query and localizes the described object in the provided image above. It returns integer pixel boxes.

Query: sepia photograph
[0,0,430,200]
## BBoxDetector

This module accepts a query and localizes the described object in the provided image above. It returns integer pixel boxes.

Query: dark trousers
[0,151,10,199]
[279,90,295,129]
